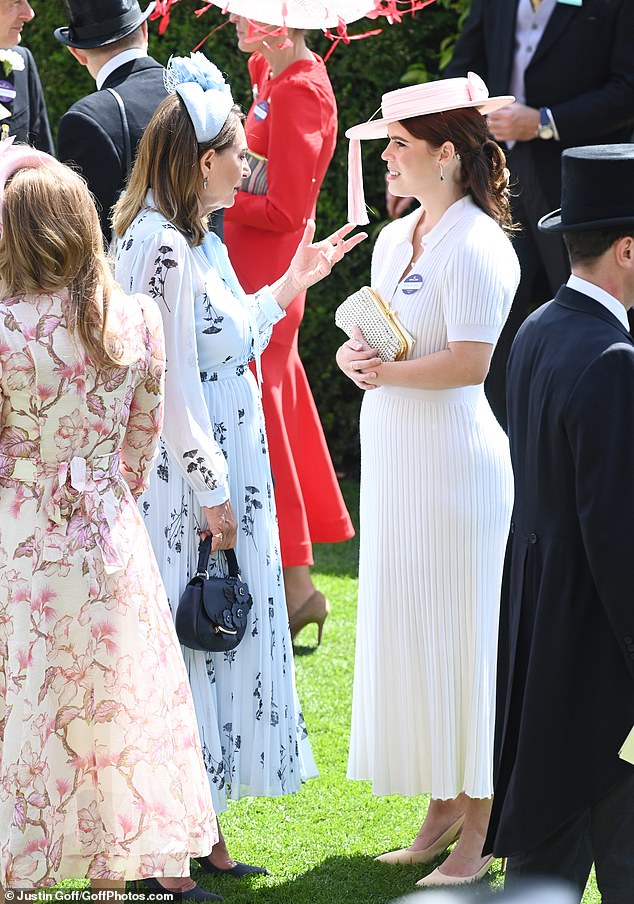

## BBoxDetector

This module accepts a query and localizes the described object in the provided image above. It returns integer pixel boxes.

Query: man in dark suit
[445,0,634,428]
[55,0,166,240]
[0,0,53,152]
[484,145,634,902]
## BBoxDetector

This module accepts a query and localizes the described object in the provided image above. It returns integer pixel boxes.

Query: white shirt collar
[96,47,147,90]
[388,195,475,252]
[567,273,629,330]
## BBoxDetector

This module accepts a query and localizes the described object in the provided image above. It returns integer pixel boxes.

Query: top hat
[539,144,634,233]
[207,0,375,30]
[54,0,156,49]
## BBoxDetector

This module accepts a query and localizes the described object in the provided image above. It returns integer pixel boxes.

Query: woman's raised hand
[289,219,367,292]
[336,325,383,391]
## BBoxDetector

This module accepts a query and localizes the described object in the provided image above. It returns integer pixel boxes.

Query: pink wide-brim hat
[0,138,59,225]
[345,72,515,224]
[207,0,376,29]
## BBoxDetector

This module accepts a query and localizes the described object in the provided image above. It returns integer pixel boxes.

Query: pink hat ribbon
[0,137,58,226]
[382,72,489,121]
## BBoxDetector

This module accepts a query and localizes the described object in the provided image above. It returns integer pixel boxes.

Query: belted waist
[1,452,126,574]
[3,452,120,484]
[200,362,251,384]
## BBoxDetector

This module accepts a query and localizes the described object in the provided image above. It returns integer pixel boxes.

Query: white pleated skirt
[348,384,513,799]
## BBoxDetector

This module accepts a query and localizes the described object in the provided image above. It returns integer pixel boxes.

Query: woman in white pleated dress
[337,74,520,889]
[112,52,365,882]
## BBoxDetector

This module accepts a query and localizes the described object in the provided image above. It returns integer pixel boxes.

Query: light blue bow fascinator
[164,52,234,143]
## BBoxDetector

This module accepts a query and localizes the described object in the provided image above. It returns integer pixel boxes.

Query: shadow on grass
[193,854,503,904]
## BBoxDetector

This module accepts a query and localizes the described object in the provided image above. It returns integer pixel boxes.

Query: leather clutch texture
[335,286,416,362]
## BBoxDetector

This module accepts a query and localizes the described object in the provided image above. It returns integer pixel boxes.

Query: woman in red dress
[219,1,374,640]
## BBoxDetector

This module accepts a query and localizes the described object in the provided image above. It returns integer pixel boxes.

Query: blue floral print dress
[115,199,317,812]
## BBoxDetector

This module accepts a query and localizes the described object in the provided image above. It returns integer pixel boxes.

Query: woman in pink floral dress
[0,144,217,892]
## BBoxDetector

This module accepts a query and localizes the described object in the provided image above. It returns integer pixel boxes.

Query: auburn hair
[399,107,517,233]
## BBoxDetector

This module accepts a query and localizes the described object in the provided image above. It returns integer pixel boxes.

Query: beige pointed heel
[415,854,496,888]
[374,815,465,866]
[289,590,329,645]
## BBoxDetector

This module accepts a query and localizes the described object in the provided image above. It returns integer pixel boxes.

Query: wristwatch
[535,107,555,140]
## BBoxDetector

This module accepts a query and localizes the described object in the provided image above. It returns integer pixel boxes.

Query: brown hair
[0,163,123,368]
[564,227,634,266]
[112,94,244,246]
[400,108,517,233]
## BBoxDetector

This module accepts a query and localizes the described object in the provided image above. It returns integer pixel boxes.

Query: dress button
[628,644,634,653]
[528,532,538,544]
[626,636,633,644]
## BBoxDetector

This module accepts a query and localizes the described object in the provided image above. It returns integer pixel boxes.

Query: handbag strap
[106,87,131,176]
[195,535,240,578]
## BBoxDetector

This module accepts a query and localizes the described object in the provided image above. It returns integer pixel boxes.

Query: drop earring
[439,164,445,182]
[203,176,208,190]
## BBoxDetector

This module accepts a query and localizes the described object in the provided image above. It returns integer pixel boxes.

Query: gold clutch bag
[335,286,416,362]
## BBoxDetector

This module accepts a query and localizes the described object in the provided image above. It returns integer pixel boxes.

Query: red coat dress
[225,51,354,567]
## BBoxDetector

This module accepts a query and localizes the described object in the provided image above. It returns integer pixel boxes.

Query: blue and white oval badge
[0,80,16,104]
[401,272,423,295]
[253,100,269,121]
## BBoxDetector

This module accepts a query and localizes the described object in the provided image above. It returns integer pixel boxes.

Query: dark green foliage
[27,0,469,475]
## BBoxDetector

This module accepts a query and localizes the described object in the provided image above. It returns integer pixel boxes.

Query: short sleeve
[442,222,520,344]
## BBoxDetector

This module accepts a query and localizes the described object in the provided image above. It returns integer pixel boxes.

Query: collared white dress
[347,197,520,799]
[115,203,317,813]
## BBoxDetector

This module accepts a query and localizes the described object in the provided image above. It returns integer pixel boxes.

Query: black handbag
[175,536,253,652]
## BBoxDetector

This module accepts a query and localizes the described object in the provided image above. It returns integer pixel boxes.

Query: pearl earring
[203,176,208,190]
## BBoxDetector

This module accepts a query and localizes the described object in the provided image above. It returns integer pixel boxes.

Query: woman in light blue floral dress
[113,53,364,874]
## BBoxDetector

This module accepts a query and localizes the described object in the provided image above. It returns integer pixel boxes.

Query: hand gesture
[201,499,238,551]
[336,325,383,391]
[289,219,367,292]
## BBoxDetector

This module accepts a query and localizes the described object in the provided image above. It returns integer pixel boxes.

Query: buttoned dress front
[348,197,520,799]
[115,204,317,813]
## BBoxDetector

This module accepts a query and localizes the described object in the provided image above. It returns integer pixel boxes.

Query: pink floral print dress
[0,289,216,888]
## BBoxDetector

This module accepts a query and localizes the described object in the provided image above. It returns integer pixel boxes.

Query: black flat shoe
[193,857,269,878]
[144,877,222,901]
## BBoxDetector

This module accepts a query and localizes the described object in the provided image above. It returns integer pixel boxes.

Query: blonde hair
[112,94,244,246]
[0,163,123,368]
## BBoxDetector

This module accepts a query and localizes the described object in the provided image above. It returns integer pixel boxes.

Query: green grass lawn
[53,481,598,903]
[208,480,600,904]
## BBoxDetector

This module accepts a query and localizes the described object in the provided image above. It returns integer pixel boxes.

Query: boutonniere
[0,49,25,77]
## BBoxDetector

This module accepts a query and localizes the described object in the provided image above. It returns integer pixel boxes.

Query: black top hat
[539,144,634,233]
[54,0,156,49]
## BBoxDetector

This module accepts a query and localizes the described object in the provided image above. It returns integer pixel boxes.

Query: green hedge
[27,0,469,475]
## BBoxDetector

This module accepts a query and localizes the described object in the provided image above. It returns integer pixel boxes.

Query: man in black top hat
[0,0,53,152]
[484,145,634,902]
[55,0,166,241]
